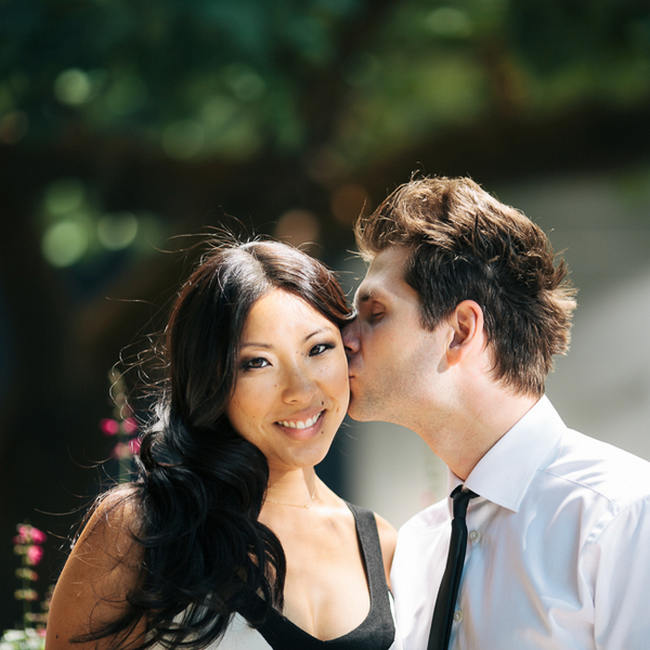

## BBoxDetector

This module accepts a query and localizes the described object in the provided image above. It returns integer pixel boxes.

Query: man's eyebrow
[357,290,373,303]
[354,287,386,309]
[353,288,369,309]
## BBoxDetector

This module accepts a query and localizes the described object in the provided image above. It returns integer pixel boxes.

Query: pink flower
[26,545,44,566]
[100,418,120,435]
[122,417,138,434]
[128,437,141,455]
[30,527,47,544]
[16,524,30,543]
[15,523,46,544]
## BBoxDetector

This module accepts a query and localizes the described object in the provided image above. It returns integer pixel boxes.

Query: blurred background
[2,0,650,632]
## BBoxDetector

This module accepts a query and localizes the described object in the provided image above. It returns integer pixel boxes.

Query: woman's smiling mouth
[275,410,325,439]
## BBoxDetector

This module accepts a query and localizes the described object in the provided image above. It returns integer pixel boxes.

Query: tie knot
[450,485,477,519]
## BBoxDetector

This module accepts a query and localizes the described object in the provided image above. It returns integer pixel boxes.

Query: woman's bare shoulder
[82,483,141,542]
[45,484,144,649]
[69,485,143,571]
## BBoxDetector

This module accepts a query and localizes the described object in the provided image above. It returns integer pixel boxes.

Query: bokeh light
[97,213,139,251]
[41,221,89,267]
[274,209,321,252]
[330,184,369,225]
[53,69,93,106]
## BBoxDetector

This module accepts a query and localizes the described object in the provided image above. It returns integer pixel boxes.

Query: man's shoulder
[542,427,650,508]
[533,429,650,518]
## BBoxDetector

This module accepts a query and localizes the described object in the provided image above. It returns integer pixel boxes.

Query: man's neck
[416,386,540,481]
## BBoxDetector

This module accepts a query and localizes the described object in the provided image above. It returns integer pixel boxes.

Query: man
[343,176,650,649]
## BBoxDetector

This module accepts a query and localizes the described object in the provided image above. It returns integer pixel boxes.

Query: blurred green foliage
[2,0,648,164]
[2,0,371,156]
[2,0,648,276]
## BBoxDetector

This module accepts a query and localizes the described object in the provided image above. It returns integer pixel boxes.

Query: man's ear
[446,300,485,365]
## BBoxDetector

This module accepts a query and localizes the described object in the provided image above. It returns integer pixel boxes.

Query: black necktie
[427,485,478,650]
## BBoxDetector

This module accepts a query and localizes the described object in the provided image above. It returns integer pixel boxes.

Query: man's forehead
[354,246,411,306]
[367,245,410,273]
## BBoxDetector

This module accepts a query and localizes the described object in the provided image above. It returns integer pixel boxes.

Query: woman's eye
[242,357,270,371]
[369,311,384,323]
[309,342,334,356]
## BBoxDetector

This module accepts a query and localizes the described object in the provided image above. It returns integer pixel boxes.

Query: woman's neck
[264,466,322,508]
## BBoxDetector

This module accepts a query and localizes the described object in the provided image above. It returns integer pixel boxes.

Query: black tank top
[239,503,395,649]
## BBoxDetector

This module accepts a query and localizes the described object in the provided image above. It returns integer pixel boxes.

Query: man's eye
[309,342,334,356]
[242,357,270,370]
[369,311,384,322]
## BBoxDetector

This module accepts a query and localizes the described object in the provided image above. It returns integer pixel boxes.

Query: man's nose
[342,318,360,358]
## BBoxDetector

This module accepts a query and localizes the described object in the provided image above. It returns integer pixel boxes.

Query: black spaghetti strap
[345,502,391,605]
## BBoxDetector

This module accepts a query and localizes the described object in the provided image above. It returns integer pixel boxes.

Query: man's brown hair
[355,176,577,396]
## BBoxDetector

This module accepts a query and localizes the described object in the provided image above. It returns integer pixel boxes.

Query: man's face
[343,246,448,425]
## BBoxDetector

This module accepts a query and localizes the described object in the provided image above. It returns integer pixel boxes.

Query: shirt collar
[449,395,565,513]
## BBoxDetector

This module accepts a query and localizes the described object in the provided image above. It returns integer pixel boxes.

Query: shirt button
[453,609,463,623]
[469,529,481,543]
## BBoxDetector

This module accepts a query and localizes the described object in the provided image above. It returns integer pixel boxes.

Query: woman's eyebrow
[241,327,334,349]
[304,327,332,342]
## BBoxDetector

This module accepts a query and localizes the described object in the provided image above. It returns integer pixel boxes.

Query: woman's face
[227,288,350,474]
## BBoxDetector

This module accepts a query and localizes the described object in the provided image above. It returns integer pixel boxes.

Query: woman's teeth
[277,411,323,429]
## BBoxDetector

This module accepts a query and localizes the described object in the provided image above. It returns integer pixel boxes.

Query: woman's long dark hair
[76,240,353,648]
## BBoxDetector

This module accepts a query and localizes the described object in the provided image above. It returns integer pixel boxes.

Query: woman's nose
[281,363,317,404]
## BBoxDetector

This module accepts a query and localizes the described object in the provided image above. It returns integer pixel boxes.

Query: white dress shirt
[391,396,650,649]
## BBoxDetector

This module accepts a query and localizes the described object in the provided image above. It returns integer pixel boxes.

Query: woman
[46,239,400,649]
